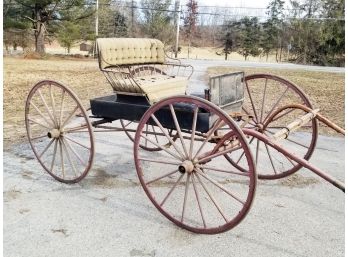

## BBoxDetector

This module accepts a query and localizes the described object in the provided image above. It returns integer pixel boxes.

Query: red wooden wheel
[227,74,319,179]
[25,80,95,183]
[134,95,256,234]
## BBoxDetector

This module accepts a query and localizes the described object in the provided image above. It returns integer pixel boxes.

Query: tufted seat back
[96,38,166,69]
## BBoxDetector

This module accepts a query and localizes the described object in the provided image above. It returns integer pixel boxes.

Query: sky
[197,0,292,9]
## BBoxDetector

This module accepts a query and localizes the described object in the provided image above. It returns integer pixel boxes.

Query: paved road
[4,125,344,257]
[183,59,345,93]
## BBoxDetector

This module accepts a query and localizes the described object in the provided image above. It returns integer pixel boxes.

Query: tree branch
[23,15,36,23]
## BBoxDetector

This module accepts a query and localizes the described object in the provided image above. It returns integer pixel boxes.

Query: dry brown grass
[4,56,111,148]
[3,56,345,148]
[207,66,345,135]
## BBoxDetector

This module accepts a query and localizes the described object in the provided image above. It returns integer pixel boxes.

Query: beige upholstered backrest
[96,38,166,69]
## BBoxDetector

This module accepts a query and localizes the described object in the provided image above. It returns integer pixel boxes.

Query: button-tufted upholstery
[97,38,166,69]
[96,38,193,104]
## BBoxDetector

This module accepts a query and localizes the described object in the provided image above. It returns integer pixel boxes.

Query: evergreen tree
[5,0,94,53]
[238,17,261,60]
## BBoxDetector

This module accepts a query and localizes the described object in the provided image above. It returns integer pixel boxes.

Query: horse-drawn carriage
[25,38,344,234]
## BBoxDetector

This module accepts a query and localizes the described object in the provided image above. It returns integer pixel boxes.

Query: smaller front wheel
[25,80,95,183]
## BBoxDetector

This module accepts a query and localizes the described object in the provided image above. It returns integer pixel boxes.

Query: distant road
[183,59,345,73]
[182,59,345,93]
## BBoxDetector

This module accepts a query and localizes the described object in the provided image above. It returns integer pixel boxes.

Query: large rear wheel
[231,74,318,179]
[134,95,256,234]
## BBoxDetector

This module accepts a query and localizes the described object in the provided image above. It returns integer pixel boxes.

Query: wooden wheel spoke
[263,87,289,122]
[58,138,65,179]
[194,173,229,222]
[193,118,222,160]
[283,153,297,166]
[146,170,178,185]
[61,105,79,128]
[138,157,181,166]
[242,107,257,124]
[191,174,206,228]
[37,89,57,126]
[29,101,54,128]
[38,138,55,158]
[122,120,132,128]
[264,142,277,175]
[140,134,183,161]
[150,114,185,160]
[160,173,185,207]
[198,164,249,177]
[151,125,159,144]
[59,90,66,127]
[255,139,260,168]
[271,107,297,122]
[30,134,49,141]
[28,117,52,129]
[181,174,191,222]
[260,78,268,122]
[169,104,189,158]
[234,136,255,166]
[198,144,242,164]
[189,107,199,159]
[245,81,259,122]
[49,84,59,126]
[61,138,78,176]
[64,135,91,150]
[196,168,245,205]
[50,139,58,172]
[62,137,87,167]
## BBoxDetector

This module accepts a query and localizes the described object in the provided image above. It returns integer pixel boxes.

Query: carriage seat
[96,38,193,104]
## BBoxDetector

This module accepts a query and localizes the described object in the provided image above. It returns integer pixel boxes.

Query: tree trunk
[34,4,45,54]
[35,21,45,53]
[225,51,227,60]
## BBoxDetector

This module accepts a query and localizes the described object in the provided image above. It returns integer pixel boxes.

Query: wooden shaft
[272,108,320,141]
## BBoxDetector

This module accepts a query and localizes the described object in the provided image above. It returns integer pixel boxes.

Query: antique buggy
[25,38,345,234]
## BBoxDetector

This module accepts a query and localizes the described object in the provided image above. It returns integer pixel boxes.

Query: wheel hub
[47,129,61,139]
[256,123,264,132]
[178,160,194,174]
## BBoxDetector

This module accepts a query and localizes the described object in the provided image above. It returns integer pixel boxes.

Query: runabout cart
[25,38,345,234]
